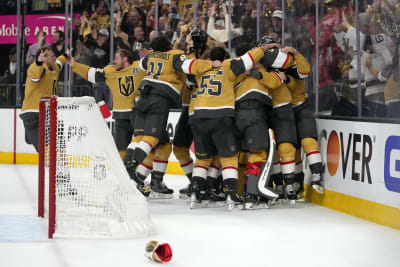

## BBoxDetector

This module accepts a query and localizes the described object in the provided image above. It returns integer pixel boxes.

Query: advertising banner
[0,14,70,44]
[317,118,400,209]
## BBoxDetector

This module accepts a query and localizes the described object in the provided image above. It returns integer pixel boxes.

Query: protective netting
[44,96,154,239]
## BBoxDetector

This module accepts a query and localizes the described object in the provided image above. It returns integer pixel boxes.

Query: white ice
[1,164,400,267]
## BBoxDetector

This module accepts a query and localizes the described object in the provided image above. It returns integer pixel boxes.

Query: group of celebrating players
[21,27,325,210]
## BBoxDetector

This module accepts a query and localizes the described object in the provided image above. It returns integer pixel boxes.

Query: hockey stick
[257,129,279,198]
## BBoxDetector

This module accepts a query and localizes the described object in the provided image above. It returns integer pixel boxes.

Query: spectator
[51,30,66,94]
[131,26,149,51]
[207,3,242,44]
[51,30,65,58]
[0,47,17,84]
[26,31,49,65]
[120,8,147,37]
[80,28,110,68]
[90,1,111,30]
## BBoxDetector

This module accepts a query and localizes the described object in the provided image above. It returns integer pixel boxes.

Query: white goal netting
[43,96,154,239]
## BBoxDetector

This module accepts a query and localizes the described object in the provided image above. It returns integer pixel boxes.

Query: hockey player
[20,47,66,152]
[173,28,208,198]
[234,42,286,207]
[20,47,77,196]
[174,44,271,209]
[124,36,219,196]
[281,45,324,194]
[67,49,143,161]
[253,36,299,203]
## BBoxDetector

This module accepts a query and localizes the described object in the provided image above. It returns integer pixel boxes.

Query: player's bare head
[210,47,226,61]
[150,36,171,52]
[116,49,139,64]
[236,43,253,57]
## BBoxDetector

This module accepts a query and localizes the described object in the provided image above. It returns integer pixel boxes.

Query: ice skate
[225,189,242,211]
[126,165,150,197]
[285,184,297,205]
[223,179,242,211]
[238,193,268,210]
[178,184,191,199]
[201,188,226,208]
[189,181,207,209]
[149,174,174,199]
[126,160,138,181]
[311,173,324,194]
[294,172,305,199]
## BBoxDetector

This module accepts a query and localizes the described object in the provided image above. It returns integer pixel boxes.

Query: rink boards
[0,108,399,230]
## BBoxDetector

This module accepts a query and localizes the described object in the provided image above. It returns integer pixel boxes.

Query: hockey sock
[301,138,322,170]
[136,162,152,181]
[173,146,194,180]
[248,150,267,163]
[278,143,296,178]
[133,136,158,165]
[135,151,154,180]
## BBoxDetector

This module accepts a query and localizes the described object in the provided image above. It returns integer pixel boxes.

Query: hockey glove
[249,69,263,80]
[145,240,173,263]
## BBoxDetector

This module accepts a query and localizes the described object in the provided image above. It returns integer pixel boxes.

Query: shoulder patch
[180,55,188,61]
[133,67,139,75]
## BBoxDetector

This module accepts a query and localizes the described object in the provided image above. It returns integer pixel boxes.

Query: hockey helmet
[191,28,207,49]
[258,35,275,46]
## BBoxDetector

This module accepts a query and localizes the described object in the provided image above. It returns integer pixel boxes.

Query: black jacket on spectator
[120,8,147,38]
[80,35,110,68]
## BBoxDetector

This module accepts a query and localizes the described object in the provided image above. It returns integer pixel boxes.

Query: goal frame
[38,95,57,238]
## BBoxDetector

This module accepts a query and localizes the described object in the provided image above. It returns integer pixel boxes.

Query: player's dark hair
[210,47,226,61]
[55,30,65,41]
[117,48,139,64]
[150,36,171,52]
[235,43,253,57]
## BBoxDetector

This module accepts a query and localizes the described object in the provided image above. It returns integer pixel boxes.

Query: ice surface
[1,164,400,267]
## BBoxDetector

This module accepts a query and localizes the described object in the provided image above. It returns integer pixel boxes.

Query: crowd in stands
[0,0,400,119]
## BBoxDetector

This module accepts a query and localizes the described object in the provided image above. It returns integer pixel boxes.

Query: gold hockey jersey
[235,65,284,106]
[285,52,311,106]
[21,56,66,113]
[72,60,145,119]
[139,49,187,105]
[181,47,265,118]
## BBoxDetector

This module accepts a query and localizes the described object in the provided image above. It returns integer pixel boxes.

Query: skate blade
[149,192,174,199]
[238,203,269,210]
[287,199,296,205]
[312,184,324,194]
[189,193,199,209]
[225,196,237,211]
[200,200,226,208]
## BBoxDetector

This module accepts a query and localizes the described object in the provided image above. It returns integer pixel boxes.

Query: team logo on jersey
[180,55,188,61]
[118,76,135,96]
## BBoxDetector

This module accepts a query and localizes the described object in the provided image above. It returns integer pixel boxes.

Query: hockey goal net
[38,96,154,238]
